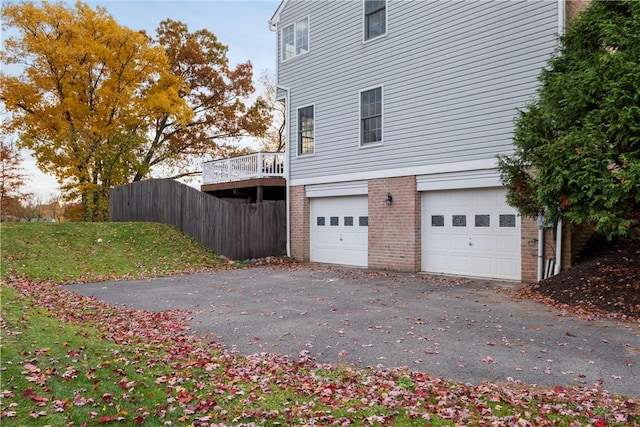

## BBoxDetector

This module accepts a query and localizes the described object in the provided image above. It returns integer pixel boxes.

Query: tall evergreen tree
[498,0,640,238]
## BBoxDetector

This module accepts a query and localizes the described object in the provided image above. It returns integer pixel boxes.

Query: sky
[9,0,280,199]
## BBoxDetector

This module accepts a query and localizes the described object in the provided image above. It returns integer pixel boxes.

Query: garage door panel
[497,259,519,277]
[472,194,493,207]
[450,254,470,268]
[450,198,471,208]
[496,235,519,253]
[310,196,368,267]
[450,235,469,250]
[472,235,492,251]
[429,254,449,270]
[472,258,493,275]
[422,188,520,280]
[434,240,450,251]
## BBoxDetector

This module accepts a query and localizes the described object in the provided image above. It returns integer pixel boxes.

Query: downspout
[558,0,566,35]
[537,221,544,281]
[554,218,563,275]
[274,46,291,258]
[283,87,291,257]
[547,0,565,279]
[269,16,292,258]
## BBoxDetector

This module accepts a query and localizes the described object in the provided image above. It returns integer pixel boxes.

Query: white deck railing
[202,152,285,185]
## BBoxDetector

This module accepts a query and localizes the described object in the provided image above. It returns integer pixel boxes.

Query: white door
[421,188,520,280]
[310,196,368,267]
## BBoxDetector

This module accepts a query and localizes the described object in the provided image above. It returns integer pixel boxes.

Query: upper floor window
[364,0,386,41]
[298,105,314,154]
[360,87,382,145]
[282,17,309,61]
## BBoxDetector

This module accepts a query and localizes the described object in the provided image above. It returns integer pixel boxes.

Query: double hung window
[298,105,314,154]
[364,0,386,41]
[282,18,309,61]
[360,87,382,145]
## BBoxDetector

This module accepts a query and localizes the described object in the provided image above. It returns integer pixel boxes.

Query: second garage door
[310,196,368,267]
[422,188,520,280]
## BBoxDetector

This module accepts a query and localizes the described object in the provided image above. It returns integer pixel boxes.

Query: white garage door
[310,196,368,267]
[422,188,520,280]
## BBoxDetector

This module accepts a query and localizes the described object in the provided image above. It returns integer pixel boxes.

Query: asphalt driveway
[66,265,640,397]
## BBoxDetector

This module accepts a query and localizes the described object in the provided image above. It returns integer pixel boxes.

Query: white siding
[275,0,559,183]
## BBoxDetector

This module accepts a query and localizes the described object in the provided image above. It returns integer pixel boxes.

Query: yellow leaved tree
[1,1,191,221]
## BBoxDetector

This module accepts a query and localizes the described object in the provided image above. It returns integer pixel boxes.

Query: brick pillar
[368,176,421,272]
[289,185,309,262]
[520,216,539,283]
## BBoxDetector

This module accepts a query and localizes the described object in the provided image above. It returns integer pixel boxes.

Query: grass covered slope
[1,222,225,282]
[1,222,638,425]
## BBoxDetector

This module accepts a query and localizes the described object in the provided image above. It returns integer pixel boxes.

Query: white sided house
[269,0,593,282]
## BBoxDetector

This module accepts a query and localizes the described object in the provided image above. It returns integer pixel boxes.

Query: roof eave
[268,0,289,30]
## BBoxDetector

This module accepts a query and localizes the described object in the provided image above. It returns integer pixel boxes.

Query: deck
[202,152,285,184]
[201,152,286,202]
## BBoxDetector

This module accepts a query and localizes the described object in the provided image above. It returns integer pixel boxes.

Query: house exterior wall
[276,0,559,186]
[368,176,421,272]
[274,0,593,281]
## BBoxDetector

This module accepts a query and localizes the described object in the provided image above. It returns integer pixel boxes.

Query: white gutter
[554,218,563,275]
[269,12,291,258]
[558,0,566,35]
[283,86,291,257]
[537,225,544,281]
[546,2,565,277]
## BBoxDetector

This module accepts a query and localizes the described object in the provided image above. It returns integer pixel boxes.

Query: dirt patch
[520,235,640,320]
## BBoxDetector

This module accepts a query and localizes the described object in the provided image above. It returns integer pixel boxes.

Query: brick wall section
[522,215,595,282]
[540,222,594,275]
[567,0,591,21]
[289,185,310,262]
[564,222,595,268]
[521,218,567,282]
[520,216,539,283]
[368,176,421,272]
[543,227,559,274]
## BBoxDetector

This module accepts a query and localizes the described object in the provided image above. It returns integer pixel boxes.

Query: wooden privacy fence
[110,179,286,260]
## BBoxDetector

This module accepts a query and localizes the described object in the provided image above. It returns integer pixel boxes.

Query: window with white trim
[298,105,314,154]
[364,0,386,41]
[360,87,382,145]
[281,17,309,61]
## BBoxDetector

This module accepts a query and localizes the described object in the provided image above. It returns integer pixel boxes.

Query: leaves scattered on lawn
[2,277,638,426]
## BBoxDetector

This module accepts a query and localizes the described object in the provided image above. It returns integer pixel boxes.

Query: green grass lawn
[1,222,637,426]
[1,222,224,282]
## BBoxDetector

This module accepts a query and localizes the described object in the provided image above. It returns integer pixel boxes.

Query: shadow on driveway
[66,265,640,397]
